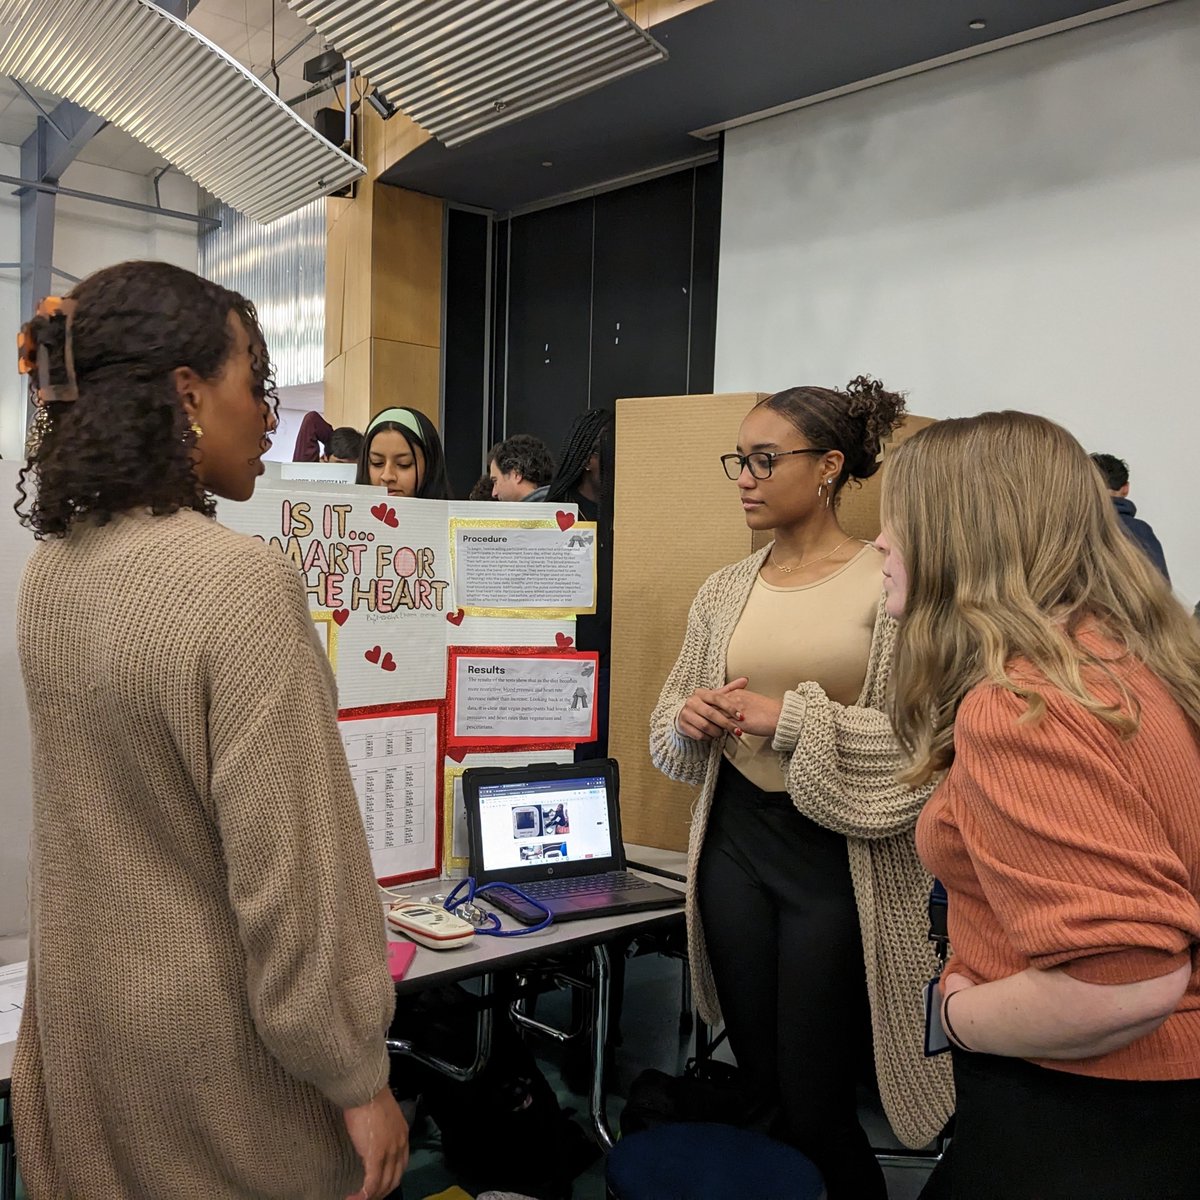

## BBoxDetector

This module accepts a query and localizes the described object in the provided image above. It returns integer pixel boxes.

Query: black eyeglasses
[720,448,829,481]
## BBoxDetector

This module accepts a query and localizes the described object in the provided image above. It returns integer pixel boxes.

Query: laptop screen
[475,772,615,874]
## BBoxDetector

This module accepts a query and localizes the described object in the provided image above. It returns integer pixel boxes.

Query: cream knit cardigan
[650,545,954,1149]
[15,510,395,1199]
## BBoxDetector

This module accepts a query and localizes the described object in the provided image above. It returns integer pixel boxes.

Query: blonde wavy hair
[882,411,1200,785]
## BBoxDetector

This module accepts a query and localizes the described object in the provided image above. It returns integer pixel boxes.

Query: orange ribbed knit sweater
[917,633,1200,1081]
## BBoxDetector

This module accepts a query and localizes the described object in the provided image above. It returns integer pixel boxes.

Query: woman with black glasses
[650,380,953,1198]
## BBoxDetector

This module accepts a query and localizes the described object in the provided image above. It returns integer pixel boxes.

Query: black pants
[920,1048,1200,1200]
[697,758,886,1200]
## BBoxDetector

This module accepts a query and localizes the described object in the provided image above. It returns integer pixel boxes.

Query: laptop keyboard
[517,871,657,899]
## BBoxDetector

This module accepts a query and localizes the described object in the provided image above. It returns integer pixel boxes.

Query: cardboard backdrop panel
[610,396,932,852]
[610,393,765,851]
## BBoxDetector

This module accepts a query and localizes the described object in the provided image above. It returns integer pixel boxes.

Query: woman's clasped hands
[675,677,783,741]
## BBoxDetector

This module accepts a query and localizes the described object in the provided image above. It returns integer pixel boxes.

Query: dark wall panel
[504,197,594,457]
[590,169,694,410]
[688,156,723,394]
[443,207,490,499]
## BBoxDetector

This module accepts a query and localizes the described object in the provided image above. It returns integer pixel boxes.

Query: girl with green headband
[356,406,452,499]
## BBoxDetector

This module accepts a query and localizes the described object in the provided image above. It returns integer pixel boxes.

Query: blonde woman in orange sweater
[876,412,1200,1200]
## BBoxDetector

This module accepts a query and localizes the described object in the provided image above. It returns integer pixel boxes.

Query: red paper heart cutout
[370,502,388,522]
[332,609,350,626]
[555,510,575,531]
[555,632,574,648]
[446,609,465,626]
[383,507,399,528]
[446,746,468,763]
[380,652,397,671]
[365,645,381,664]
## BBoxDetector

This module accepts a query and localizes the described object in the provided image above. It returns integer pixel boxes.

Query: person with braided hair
[650,379,953,1197]
[545,408,615,758]
[12,261,407,1200]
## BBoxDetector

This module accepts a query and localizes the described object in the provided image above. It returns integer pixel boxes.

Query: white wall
[0,159,198,936]
[0,158,198,462]
[715,2,1200,606]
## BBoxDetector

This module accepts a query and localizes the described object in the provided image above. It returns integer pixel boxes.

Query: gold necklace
[768,536,856,575]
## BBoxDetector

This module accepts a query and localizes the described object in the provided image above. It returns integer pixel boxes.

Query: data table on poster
[340,710,439,881]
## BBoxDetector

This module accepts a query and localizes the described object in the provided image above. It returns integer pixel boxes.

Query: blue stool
[606,1122,826,1200]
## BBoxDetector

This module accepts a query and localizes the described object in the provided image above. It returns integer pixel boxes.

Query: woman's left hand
[710,687,783,739]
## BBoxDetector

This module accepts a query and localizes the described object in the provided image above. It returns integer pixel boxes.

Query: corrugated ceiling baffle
[0,0,365,223]
[286,0,667,148]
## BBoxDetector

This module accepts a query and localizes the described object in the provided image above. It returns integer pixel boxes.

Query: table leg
[589,942,615,1151]
[386,972,495,1083]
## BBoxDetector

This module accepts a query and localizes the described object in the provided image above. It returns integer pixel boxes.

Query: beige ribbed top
[14,509,395,1200]
[725,543,880,791]
[650,544,954,1149]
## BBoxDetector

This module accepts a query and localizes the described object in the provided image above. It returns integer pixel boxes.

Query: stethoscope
[439,876,554,936]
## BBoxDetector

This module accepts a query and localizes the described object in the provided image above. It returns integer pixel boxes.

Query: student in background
[357,406,452,499]
[487,433,555,502]
[13,262,406,1200]
[467,471,496,501]
[545,409,615,758]
[1090,452,1170,580]
[324,425,362,463]
[879,413,1200,1200]
[650,380,952,1197]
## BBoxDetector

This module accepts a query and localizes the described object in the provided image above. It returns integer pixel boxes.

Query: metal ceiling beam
[1,173,222,228]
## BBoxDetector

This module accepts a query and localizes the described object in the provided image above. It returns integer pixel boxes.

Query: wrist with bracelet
[941,988,975,1052]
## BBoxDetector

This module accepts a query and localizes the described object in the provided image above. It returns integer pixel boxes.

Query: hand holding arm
[941,965,1190,1060]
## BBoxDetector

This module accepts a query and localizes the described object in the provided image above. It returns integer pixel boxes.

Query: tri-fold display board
[219,485,599,885]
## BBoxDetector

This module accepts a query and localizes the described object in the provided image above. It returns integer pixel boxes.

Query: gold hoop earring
[189,421,203,441]
[818,477,834,508]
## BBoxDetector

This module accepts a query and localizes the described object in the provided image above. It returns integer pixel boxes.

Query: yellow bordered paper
[448,517,598,618]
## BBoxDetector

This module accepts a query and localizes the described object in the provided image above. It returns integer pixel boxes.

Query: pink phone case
[387,940,417,982]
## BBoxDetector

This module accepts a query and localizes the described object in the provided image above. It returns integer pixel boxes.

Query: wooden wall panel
[371,184,443,348]
[369,340,441,426]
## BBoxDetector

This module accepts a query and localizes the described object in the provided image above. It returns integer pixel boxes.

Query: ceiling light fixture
[969,19,987,31]
[366,88,397,120]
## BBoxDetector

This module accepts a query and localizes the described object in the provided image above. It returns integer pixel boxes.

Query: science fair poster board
[218,485,596,884]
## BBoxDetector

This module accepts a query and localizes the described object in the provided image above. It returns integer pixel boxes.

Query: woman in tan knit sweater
[13,262,406,1199]
[878,412,1200,1199]
[650,381,953,1198]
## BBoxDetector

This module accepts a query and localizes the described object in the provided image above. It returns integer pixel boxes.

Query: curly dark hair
[1089,452,1129,492]
[487,433,555,487]
[16,260,275,538]
[757,375,906,493]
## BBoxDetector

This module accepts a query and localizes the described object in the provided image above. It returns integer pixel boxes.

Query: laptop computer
[462,758,685,924]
